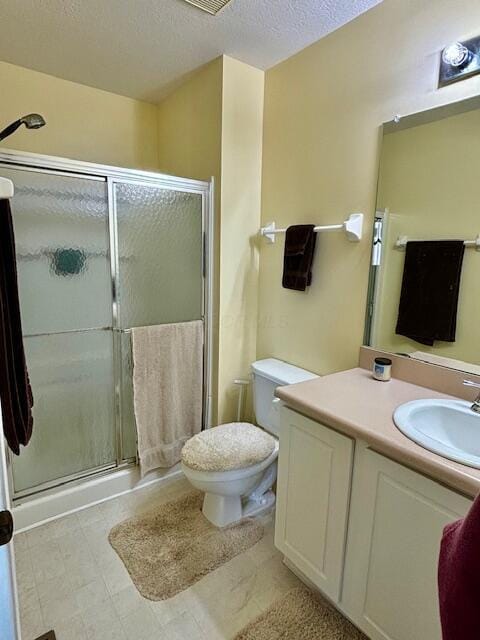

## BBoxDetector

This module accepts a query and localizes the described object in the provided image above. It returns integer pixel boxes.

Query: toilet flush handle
[272,397,283,410]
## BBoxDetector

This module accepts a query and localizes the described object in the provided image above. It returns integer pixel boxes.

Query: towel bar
[259,213,363,244]
[395,235,480,250]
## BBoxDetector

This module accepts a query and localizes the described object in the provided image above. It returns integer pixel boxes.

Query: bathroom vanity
[274,366,479,640]
[271,93,480,640]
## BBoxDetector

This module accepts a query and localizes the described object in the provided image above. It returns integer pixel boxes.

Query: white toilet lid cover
[181,423,276,472]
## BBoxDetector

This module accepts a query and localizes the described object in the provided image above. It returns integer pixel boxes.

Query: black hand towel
[282,225,317,291]
[395,240,465,346]
[0,199,34,454]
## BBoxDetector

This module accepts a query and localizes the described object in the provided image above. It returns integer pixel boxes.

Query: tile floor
[14,476,302,640]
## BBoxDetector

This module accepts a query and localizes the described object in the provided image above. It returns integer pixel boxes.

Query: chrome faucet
[463,380,480,414]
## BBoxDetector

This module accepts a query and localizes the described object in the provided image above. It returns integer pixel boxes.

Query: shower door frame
[0,148,214,501]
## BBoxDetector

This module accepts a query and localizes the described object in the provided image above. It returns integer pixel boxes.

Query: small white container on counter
[373,357,392,382]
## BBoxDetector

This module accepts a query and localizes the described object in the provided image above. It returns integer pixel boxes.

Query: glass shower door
[114,182,203,326]
[2,167,116,494]
[0,161,209,496]
[112,181,204,459]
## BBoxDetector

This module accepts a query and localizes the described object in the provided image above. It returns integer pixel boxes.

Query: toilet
[181,358,318,527]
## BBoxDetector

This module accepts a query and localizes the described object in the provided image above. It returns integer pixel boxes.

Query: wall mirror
[365,95,480,375]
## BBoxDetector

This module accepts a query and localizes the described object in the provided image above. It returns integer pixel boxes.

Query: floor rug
[234,586,367,639]
[109,490,263,600]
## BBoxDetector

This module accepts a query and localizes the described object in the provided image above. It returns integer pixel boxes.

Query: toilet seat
[181,422,276,472]
[182,441,279,484]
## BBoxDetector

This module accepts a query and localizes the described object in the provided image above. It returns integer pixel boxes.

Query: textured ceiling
[0,0,382,103]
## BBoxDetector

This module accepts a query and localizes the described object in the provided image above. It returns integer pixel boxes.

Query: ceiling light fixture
[439,35,480,87]
[182,0,233,15]
[442,42,471,68]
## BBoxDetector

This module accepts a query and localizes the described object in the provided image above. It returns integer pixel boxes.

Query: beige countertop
[275,367,480,499]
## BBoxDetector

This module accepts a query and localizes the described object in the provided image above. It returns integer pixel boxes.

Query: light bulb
[442,42,471,67]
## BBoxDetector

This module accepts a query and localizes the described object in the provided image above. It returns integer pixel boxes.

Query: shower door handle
[0,510,13,546]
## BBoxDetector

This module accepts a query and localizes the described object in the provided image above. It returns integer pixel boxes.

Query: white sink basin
[393,399,480,469]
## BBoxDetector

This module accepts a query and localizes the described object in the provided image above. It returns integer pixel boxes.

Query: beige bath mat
[108,491,263,600]
[234,587,367,640]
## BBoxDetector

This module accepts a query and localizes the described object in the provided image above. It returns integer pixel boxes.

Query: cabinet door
[342,447,472,640]
[275,407,354,602]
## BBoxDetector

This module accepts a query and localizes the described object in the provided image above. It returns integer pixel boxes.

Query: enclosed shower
[0,150,213,502]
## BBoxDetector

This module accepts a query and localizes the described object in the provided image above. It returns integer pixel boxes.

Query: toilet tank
[251,358,318,437]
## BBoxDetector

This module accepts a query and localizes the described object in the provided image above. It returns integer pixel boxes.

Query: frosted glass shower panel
[12,330,116,492]
[114,182,203,327]
[2,167,112,335]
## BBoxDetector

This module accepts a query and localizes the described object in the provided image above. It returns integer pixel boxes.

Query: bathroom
[1,0,480,638]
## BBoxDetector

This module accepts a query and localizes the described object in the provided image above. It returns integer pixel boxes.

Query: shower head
[21,113,46,129]
[0,113,46,142]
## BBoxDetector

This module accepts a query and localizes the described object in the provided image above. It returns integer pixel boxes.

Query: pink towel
[438,493,480,639]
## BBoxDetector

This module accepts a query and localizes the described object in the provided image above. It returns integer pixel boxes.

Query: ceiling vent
[182,0,233,15]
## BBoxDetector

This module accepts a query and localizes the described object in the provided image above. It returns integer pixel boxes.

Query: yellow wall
[157,59,223,183]
[218,57,264,422]
[373,108,480,365]
[258,0,480,377]
[157,56,264,424]
[0,61,158,170]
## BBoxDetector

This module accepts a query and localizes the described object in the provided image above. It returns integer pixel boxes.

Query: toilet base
[202,493,242,528]
[202,489,276,528]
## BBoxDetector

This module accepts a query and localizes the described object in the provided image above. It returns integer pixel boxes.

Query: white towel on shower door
[131,321,203,477]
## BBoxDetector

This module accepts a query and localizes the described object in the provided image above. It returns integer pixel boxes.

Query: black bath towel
[282,225,317,291]
[395,240,465,346]
[0,198,33,454]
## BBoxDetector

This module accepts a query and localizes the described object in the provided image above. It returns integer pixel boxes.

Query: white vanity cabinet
[275,406,473,640]
[342,447,472,640]
[275,407,354,602]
